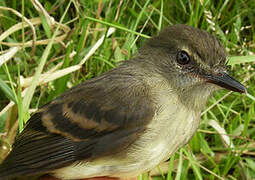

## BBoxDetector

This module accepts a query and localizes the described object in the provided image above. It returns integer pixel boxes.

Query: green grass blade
[228,55,255,65]
[0,78,17,103]
[175,149,183,180]
[183,148,203,180]
[85,16,150,39]
[167,154,175,180]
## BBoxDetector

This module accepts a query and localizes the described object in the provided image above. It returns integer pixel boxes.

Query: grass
[0,0,255,179]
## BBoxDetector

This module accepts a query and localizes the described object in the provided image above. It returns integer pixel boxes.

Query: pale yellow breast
[122,83,201,174]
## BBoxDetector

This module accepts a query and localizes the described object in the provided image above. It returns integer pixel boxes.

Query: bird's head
[137,24,246,109]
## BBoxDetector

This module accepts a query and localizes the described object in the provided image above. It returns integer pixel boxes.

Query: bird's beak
[205,72,247,93]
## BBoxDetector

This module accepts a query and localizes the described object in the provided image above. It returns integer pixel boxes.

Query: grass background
[0,0,255,179]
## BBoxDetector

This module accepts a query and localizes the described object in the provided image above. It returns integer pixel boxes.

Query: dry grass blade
[209,120,234,148]
[0,17,70,48]
[30,0,55,26]
[0,18,40,42]
[0,6,37,53]
[0,47,20,66]
[79,27,115,65]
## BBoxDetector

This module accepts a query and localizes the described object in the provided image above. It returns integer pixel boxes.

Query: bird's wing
[0,71,155,179]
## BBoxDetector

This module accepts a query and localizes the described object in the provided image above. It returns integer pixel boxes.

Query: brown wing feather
[0,113,77,179]
[0,66,155,179]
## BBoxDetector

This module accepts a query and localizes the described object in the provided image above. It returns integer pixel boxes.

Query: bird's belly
[126,106,200,175]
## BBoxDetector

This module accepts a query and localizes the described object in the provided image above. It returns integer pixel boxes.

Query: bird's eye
[177,50,190,65]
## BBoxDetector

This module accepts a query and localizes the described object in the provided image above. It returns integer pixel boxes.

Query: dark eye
[177,50,190,65]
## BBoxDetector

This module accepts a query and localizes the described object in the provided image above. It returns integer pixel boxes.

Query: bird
[0,24,246,180]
